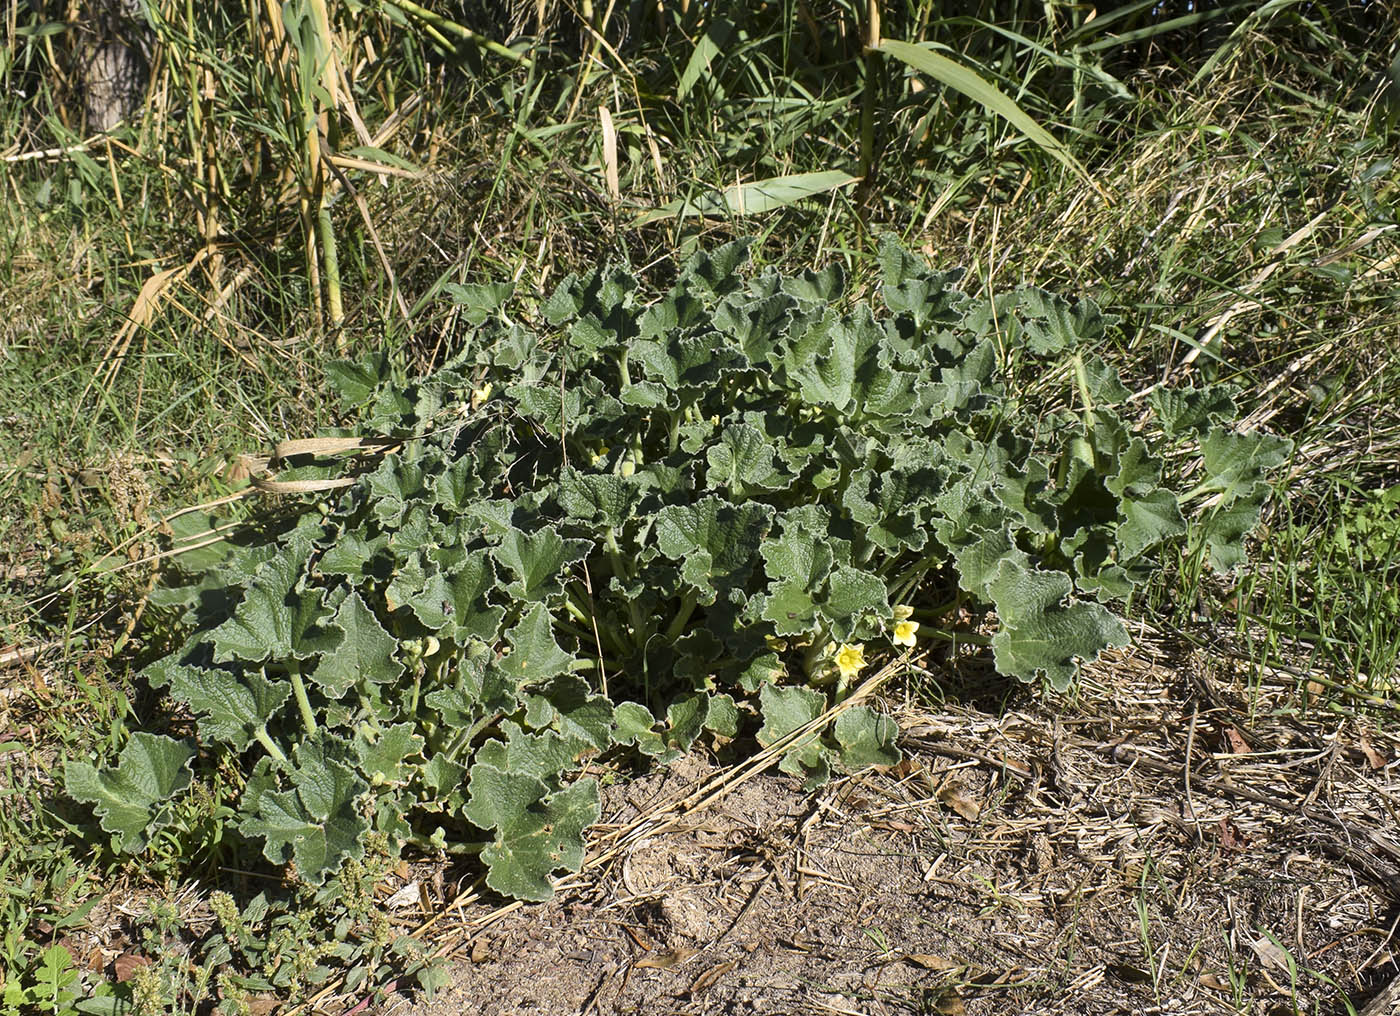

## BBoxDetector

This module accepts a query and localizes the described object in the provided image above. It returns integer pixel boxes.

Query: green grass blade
[635,170,859,225]
[873,39,1096,191]
[677,16,735,99]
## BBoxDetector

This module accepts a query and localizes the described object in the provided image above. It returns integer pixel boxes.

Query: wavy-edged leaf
[988,558,1128,690]
[240,743,369,885]
[834,707,901,768]
[493,527,591,603]
[64,733,195,853]
[756,684,828,779]
[312,591,403,696]
[1200,429,1292,504]
[168,665,291,751]
[1116,487,1187,560]
[654,497,774,605]
[356,722,424,786]
[504,603,575,684]
[464,766,599,902]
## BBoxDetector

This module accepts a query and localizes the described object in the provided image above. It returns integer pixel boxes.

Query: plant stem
[664,590,701,642]
[253,726,289,765]
[285,661,318,735]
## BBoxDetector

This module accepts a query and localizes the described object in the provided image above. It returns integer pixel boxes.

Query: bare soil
[372,639,1400,1016]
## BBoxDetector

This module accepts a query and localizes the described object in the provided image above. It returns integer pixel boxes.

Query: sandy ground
[377,639,1400,1016]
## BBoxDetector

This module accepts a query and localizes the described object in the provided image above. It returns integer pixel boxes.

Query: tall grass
[2,0,1397,696]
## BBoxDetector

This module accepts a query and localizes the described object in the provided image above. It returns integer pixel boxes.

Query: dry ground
[10,636,1399,1016]
[353,637,1400,1016]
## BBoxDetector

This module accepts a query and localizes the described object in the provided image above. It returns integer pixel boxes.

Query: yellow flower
[590,446,610,466]
[835,643,865,681]
[471,382,493,408]
[892,619,919,647]
[892,604,915,621]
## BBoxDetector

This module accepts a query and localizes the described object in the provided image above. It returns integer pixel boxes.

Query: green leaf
[784,308,878,413]
[1195,498,1269,573]
[560,469,639,528]
[1080,353,1130,404]
[636,171,861,225]
[834,707,901,768]
[445,550,506,642]
[241,742,369,885]
[613,702,665,756]
[1014,289,1107,355]
[1148,383,1239,438]
[493,527,591,603]
[676,14,733,98]
[759,524,834,637]
[319,531,391,580]
[654,497,774,605]
[706,424,787,497]
[444,281,514,324]
[168,666,291,751]
[1116,487,1187,560]
[679,238,752,297]
[505,603,576,684]
[477,720,589,780]
[64,733,195,853]
[1199,429,1292,504]
[879,234,967,327]
[463,766,600,902]
[312,591,403,696]
[211,546,336,664]
[326,352,387,406]
[756,684,828,778]
[875,39,1094,186]
[823,566,891,641]
[356,722,424,786]
[842,466,934,553]
[523,675,614,751]
[988,558,1128,690]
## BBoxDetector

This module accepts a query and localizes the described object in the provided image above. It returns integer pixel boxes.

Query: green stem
[285,661,318,735]
[445,714,498,765]
[664,591,700,642]
[253,726,289,765]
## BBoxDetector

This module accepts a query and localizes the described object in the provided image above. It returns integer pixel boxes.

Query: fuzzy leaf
[706,424,787,497]
[464,766,600,902]
[759,528,833,635]
[211,546,337,664]
[1149,384,1239,438]
[241,744,369,885]
[654,497,774,605]
[504,603,576,684]
[834,707,901,768]
[523,675,614,751]
[988,558,1128,690]
[445,550,505,642]
[560,469,639,527]
[1116,487,1187,560]
[477,721,589,780]
[493,528,591,603]
[312,591,403,696]
[1200,429,1292,504]
[65,734,195,853]
[167,665,291,751]
[756,684,828,777]
[356,722,424,786]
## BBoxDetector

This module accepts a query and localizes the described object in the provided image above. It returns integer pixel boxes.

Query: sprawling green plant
[66,238,1289,900]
